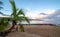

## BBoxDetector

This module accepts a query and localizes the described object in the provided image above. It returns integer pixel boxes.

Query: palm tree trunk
[12,19,18,31]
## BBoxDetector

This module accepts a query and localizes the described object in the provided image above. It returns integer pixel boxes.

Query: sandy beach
[6,25,60,37]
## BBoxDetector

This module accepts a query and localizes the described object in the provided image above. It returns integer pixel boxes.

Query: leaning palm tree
[10,0,30,32]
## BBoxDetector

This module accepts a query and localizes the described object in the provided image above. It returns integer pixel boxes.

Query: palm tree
[0,0,30,32]
[10,0,30,32]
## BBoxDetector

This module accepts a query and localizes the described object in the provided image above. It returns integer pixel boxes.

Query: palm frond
[0,1,3,10]
[17,16,30,24]
[23,17,30,24]
[0,18,9,32]
[10,0,17,18]
[11,12,13,16]
[16,8,19,11]
[0,12,4,15]
[16,16,23,22]
[1,18,9,26]
[0,7,3,10]
[0,25,5,32]
[0,1,3,5]
[11,9,18,17]
[17,9,25,16]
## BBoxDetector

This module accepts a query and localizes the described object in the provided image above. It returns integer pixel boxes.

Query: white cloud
[26,13,39,19]
[25,8,56,20]
[25,8,60,24]
[42,9,60,24]
[43,9,55,14]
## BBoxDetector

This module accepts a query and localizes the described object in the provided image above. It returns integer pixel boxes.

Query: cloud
[40,13,46,15]
[47,9,60,19]
[25,8,60,24]
[44,10,55,14]
[42,9,60,24]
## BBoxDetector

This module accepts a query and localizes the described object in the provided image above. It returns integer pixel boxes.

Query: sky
[0,0,60,24]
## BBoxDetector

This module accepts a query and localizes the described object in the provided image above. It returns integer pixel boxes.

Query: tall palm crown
[0,0,30,32]
[10,0,29,23]
[10,0,30,31]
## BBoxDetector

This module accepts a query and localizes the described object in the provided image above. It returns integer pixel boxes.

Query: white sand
[7,32,42,37]
[6,25,60,37]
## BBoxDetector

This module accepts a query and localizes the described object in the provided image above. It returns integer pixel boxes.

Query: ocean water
[21,20,43,24]
[10,20,43,24]
[21,21,60,26]
[9,20,60,26]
